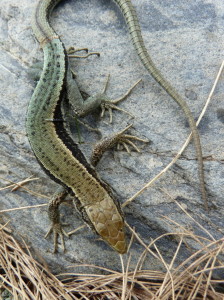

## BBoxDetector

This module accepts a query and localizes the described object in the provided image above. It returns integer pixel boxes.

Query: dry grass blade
[0,203,47,214]
[0,176,49,199]
[0,176,48,214]
[0,176,38,192]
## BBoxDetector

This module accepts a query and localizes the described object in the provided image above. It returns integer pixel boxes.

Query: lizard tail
[115,0,207,208]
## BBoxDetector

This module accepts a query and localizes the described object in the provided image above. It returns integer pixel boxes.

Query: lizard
[26,0,207,255]
[27,0,147,254]
[113,0,207,208]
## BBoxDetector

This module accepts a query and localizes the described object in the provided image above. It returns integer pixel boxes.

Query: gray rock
[0,0,224,274]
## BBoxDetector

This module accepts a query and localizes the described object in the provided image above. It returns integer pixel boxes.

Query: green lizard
[26,0,207,254]
[114,0,207,208]
[27,0,146,254]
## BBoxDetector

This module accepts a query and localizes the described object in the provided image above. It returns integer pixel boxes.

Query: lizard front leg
[91,124,149,167]
[66,46,141,122]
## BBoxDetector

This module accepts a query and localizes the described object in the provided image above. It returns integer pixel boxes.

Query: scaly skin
[26,0,127,254]
[113,0,207,207]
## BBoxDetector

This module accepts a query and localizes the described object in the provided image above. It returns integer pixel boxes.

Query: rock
[0,0,223,274]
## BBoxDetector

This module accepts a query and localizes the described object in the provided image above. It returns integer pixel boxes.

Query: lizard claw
[100,101,134,123]
[100,75,141,123]
[45,222,69,253]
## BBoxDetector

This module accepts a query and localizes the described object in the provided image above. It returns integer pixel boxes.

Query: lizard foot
[45,187,70,253]
[91,124,149,166]
[45,222,69,253]
[67,46,100,59]
[100,75,142,123]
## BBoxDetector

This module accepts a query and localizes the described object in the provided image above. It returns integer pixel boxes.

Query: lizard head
[85,195,127,254]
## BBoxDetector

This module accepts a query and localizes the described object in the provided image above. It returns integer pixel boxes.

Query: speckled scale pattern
[26,0,127,254]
